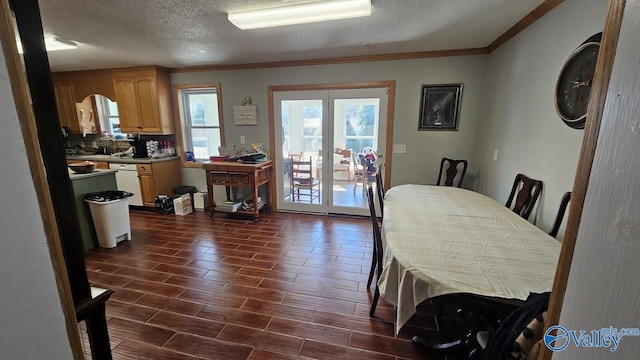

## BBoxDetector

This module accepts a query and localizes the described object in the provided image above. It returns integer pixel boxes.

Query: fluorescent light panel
[48,36,78,51]
[16,36,77,54]
[228,0,372,30]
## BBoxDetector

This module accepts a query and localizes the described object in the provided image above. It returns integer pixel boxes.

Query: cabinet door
[76,96,100,134]
[137,170,156,207]
[113,77,141,133]
[94,161,109,169]
[135,76,162,133]
[53,80,81,132]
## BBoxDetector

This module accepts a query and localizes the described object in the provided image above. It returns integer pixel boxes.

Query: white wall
[475,0,608,238]
[0,48,73,358]
[171,56,488,192]
[554,1,640,358]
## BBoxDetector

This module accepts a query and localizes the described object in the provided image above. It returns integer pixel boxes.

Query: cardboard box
[173,194,193,216]
[193,192,209,211]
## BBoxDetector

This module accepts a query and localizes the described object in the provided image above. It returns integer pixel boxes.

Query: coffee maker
[132,137,148,158]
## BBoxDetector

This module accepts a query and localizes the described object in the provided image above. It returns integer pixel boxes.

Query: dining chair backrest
[375,166,384,218]
[366,184,384,317]
[505,173,543,220]
[436,157,468,188]
[291,155,320,203]
[292,156,313,178]
[549,191,571,238]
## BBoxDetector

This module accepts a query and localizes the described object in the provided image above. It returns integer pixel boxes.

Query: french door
[273,87,388,216]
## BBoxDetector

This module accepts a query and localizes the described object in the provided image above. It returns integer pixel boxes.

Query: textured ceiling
[35,0,546,72]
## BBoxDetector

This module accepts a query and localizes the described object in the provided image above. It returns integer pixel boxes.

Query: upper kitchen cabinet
[52,70,113,134]
[51,66,175,135]
[76,95,100,134]
[113,67,174,134]
[52,80,100,135]
[52,79,81,133]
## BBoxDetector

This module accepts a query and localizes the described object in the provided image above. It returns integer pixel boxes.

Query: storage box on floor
[174,193,193,215]
[84,191,133,248]
[174,185,197,209]
[193,192,209,211]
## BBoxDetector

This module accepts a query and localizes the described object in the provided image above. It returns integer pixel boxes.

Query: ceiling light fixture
[48,36,78,51]
[228,0,372,30]
[16,36,78,54]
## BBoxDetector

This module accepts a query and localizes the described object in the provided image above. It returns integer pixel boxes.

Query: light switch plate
[240,136,246,144]
[393,144,407,153]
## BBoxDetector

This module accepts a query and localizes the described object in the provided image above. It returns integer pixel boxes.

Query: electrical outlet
[493,149,499,161]
[240,136,245,144]
[393,144,407,153]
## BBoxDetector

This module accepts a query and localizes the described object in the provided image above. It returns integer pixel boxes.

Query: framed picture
[233,105,258,125]
[418,84,463,130]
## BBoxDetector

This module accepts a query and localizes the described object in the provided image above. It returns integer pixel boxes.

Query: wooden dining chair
[317,148,353,180]
[505,173,543,220]
[333,148,352,180]
[366,184,384,317]
[549,191,571,238]
[436,157,468,188]
[375,166,384,218]
[365,168,384,292]
[291,155,320,203]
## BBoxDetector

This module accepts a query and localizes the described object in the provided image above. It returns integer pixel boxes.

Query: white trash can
[85,197,132,248]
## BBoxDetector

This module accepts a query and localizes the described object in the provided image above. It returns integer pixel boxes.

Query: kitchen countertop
[68,168,118,180]
[66,154,180,164]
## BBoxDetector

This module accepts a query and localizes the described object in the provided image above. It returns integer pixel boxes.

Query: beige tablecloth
[378,185,561,334]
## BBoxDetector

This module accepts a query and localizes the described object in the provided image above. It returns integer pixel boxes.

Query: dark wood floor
[82,209,469,359]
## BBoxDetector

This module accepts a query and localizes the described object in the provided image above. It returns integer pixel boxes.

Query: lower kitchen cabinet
[136,159,182,207]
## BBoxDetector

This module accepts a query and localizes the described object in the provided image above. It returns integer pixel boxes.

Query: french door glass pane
[281,100,323,205]
[345,104,376,136]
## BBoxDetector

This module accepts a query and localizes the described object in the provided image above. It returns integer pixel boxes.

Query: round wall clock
[554,33,602,129]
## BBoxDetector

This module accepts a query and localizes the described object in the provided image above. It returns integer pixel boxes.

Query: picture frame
[418,84,463,131]
[233,105,258,125]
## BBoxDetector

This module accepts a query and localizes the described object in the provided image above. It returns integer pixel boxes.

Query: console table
[202,160,272,222]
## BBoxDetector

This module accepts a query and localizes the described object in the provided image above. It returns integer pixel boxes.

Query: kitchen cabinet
[135,159,182,207]
[136,164,156,206]
[51,66,175,135]
[53,80,81,133]
[113,68,174,134]
[75,95,100,135]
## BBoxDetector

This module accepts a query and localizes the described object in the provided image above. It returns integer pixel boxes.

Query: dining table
[378,184,561,335]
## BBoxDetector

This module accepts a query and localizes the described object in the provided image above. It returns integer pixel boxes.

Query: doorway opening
[268,82,395,216]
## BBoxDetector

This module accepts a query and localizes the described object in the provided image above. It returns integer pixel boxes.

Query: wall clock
[554,33,602,129]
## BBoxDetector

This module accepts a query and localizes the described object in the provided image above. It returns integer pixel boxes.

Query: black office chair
[505,174,543,220]
[549,192,571,238]
[436,158,468,188]
[366,185,384,317]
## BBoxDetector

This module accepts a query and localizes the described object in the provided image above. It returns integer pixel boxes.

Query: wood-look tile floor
[83,210,469,360]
